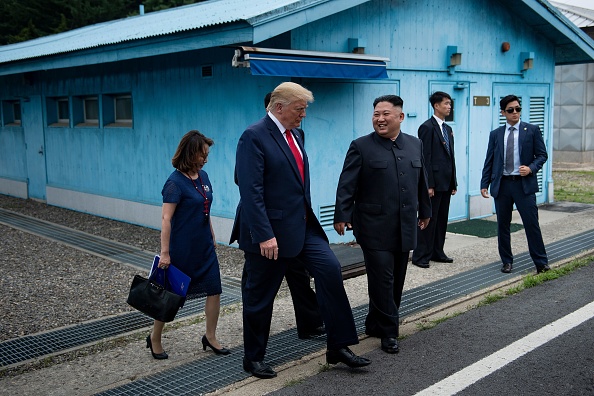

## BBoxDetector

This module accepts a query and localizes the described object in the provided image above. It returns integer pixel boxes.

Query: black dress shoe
[413,262,430,269]
[501,263,513,273]
[298,325,326,339]
[536,264,551,274]
[201,335,230,355]
[381,338,399,354]
[243,357,277,379]
[146,335,168,360]
[326,347,371,368]
[432,256,454,263]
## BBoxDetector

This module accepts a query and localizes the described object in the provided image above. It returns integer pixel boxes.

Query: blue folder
[149,255,191,297]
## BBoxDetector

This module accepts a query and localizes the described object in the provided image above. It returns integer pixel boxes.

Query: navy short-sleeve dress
[162,169,222,298]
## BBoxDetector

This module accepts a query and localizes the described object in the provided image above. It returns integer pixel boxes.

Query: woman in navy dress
[147,130,229,359]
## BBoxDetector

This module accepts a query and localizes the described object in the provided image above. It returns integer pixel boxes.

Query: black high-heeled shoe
[146,335,168,360]
[201,335,230,355]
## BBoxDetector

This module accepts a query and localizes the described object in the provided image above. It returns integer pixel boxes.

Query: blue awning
[233,47,389,80]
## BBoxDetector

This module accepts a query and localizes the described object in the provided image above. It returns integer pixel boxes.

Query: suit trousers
[241,223,358,361]
[412,191,451,263]
[361,248,409,338]
[284,261,323,333]
[494,178,548,267]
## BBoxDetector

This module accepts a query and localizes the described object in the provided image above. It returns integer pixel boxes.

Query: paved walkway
[1,202,593,395]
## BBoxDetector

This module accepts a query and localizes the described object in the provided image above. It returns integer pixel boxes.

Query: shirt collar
[506,121,520,130]
[433,114,445,127]
[268,111,287,134]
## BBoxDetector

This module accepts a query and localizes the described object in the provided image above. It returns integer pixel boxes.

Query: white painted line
[414,300,594,396]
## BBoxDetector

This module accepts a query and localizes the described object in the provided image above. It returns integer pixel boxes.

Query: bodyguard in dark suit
[231,82,370,379]
[480,94,549,274]
[334,95,431,354]
[412,91,457,268]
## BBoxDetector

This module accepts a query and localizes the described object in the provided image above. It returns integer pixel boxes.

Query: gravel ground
[0,194,245,342]
[2,191,594,395]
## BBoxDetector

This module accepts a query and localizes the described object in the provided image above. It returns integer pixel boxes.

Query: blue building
[1,0,593,244]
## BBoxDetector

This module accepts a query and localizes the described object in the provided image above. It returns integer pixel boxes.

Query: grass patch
[504,285,523,296]
[553,170,594,204]
[522,255,592,288]
[284,378,305,387]
[415,257,592,334]
[476,293,506,307]
[416,311,462,331]
[475,255,594,310]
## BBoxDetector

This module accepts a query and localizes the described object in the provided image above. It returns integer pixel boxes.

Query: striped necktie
[442,123,450,155]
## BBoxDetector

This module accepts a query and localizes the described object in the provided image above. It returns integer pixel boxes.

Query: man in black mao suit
[231,82,370,379]
[412,91,457,268]
[334,95,431,354]
[480,94,549,274]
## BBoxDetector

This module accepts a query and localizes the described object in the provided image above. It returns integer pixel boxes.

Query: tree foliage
[0,0,205,46]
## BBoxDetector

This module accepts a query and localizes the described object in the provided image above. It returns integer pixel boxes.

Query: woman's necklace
[185,171,210,223]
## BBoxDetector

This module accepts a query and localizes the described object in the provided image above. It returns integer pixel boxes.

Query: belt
[502,175,522,181]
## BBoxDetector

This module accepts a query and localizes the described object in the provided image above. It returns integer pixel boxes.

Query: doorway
[429,81,470,221]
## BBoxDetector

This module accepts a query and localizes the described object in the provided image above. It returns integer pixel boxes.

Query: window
[115,95,132,123]
[57,98,69,123]
[2,100,21,126]
[84,97,99,124]
[104,93,133,128]
[73,96,99,127]
[47,97,70,127]
[12,102,21,124]
[445,99,454,123]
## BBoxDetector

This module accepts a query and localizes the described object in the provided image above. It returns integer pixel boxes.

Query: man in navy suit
[256,92,324,340]
[480,94,549,274]
[231,82,370,379]
[334,95,431,354]
[412,91,457,268]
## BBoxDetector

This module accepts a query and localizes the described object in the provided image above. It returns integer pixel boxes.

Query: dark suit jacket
[418,117,457,192]
[230,115,326,257]
[334,131,432,251]
[480,121,548,198]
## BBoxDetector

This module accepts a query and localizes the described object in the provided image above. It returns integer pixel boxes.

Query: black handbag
[126,270,185,322]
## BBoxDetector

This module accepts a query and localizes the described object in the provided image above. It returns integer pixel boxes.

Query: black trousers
[412,190,451,264]
[241,225,358,361]
[494,178,548,267]
[284,261,323,333]
[361,248,409,338]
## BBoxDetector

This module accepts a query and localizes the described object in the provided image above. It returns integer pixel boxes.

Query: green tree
[0,0,206,46]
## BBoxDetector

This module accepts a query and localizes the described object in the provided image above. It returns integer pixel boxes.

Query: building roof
[551,1,594,28]
[0,0,592,72]
[0,0,302,64]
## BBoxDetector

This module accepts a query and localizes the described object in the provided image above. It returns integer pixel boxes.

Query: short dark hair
[429,91,451,108]
[500,95,521,111]
[264,92,272,109]
[373,95,403,108]
[171,130,214,172]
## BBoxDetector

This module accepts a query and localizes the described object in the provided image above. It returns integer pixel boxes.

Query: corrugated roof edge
[0,0,303,64]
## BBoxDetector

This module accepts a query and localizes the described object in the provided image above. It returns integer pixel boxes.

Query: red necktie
[285,130,304,182]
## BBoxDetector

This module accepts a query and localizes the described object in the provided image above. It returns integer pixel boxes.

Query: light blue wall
[0,75,30,183]
[3,49,286,219]
[289,0,555,240]
[0,0,558,243]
